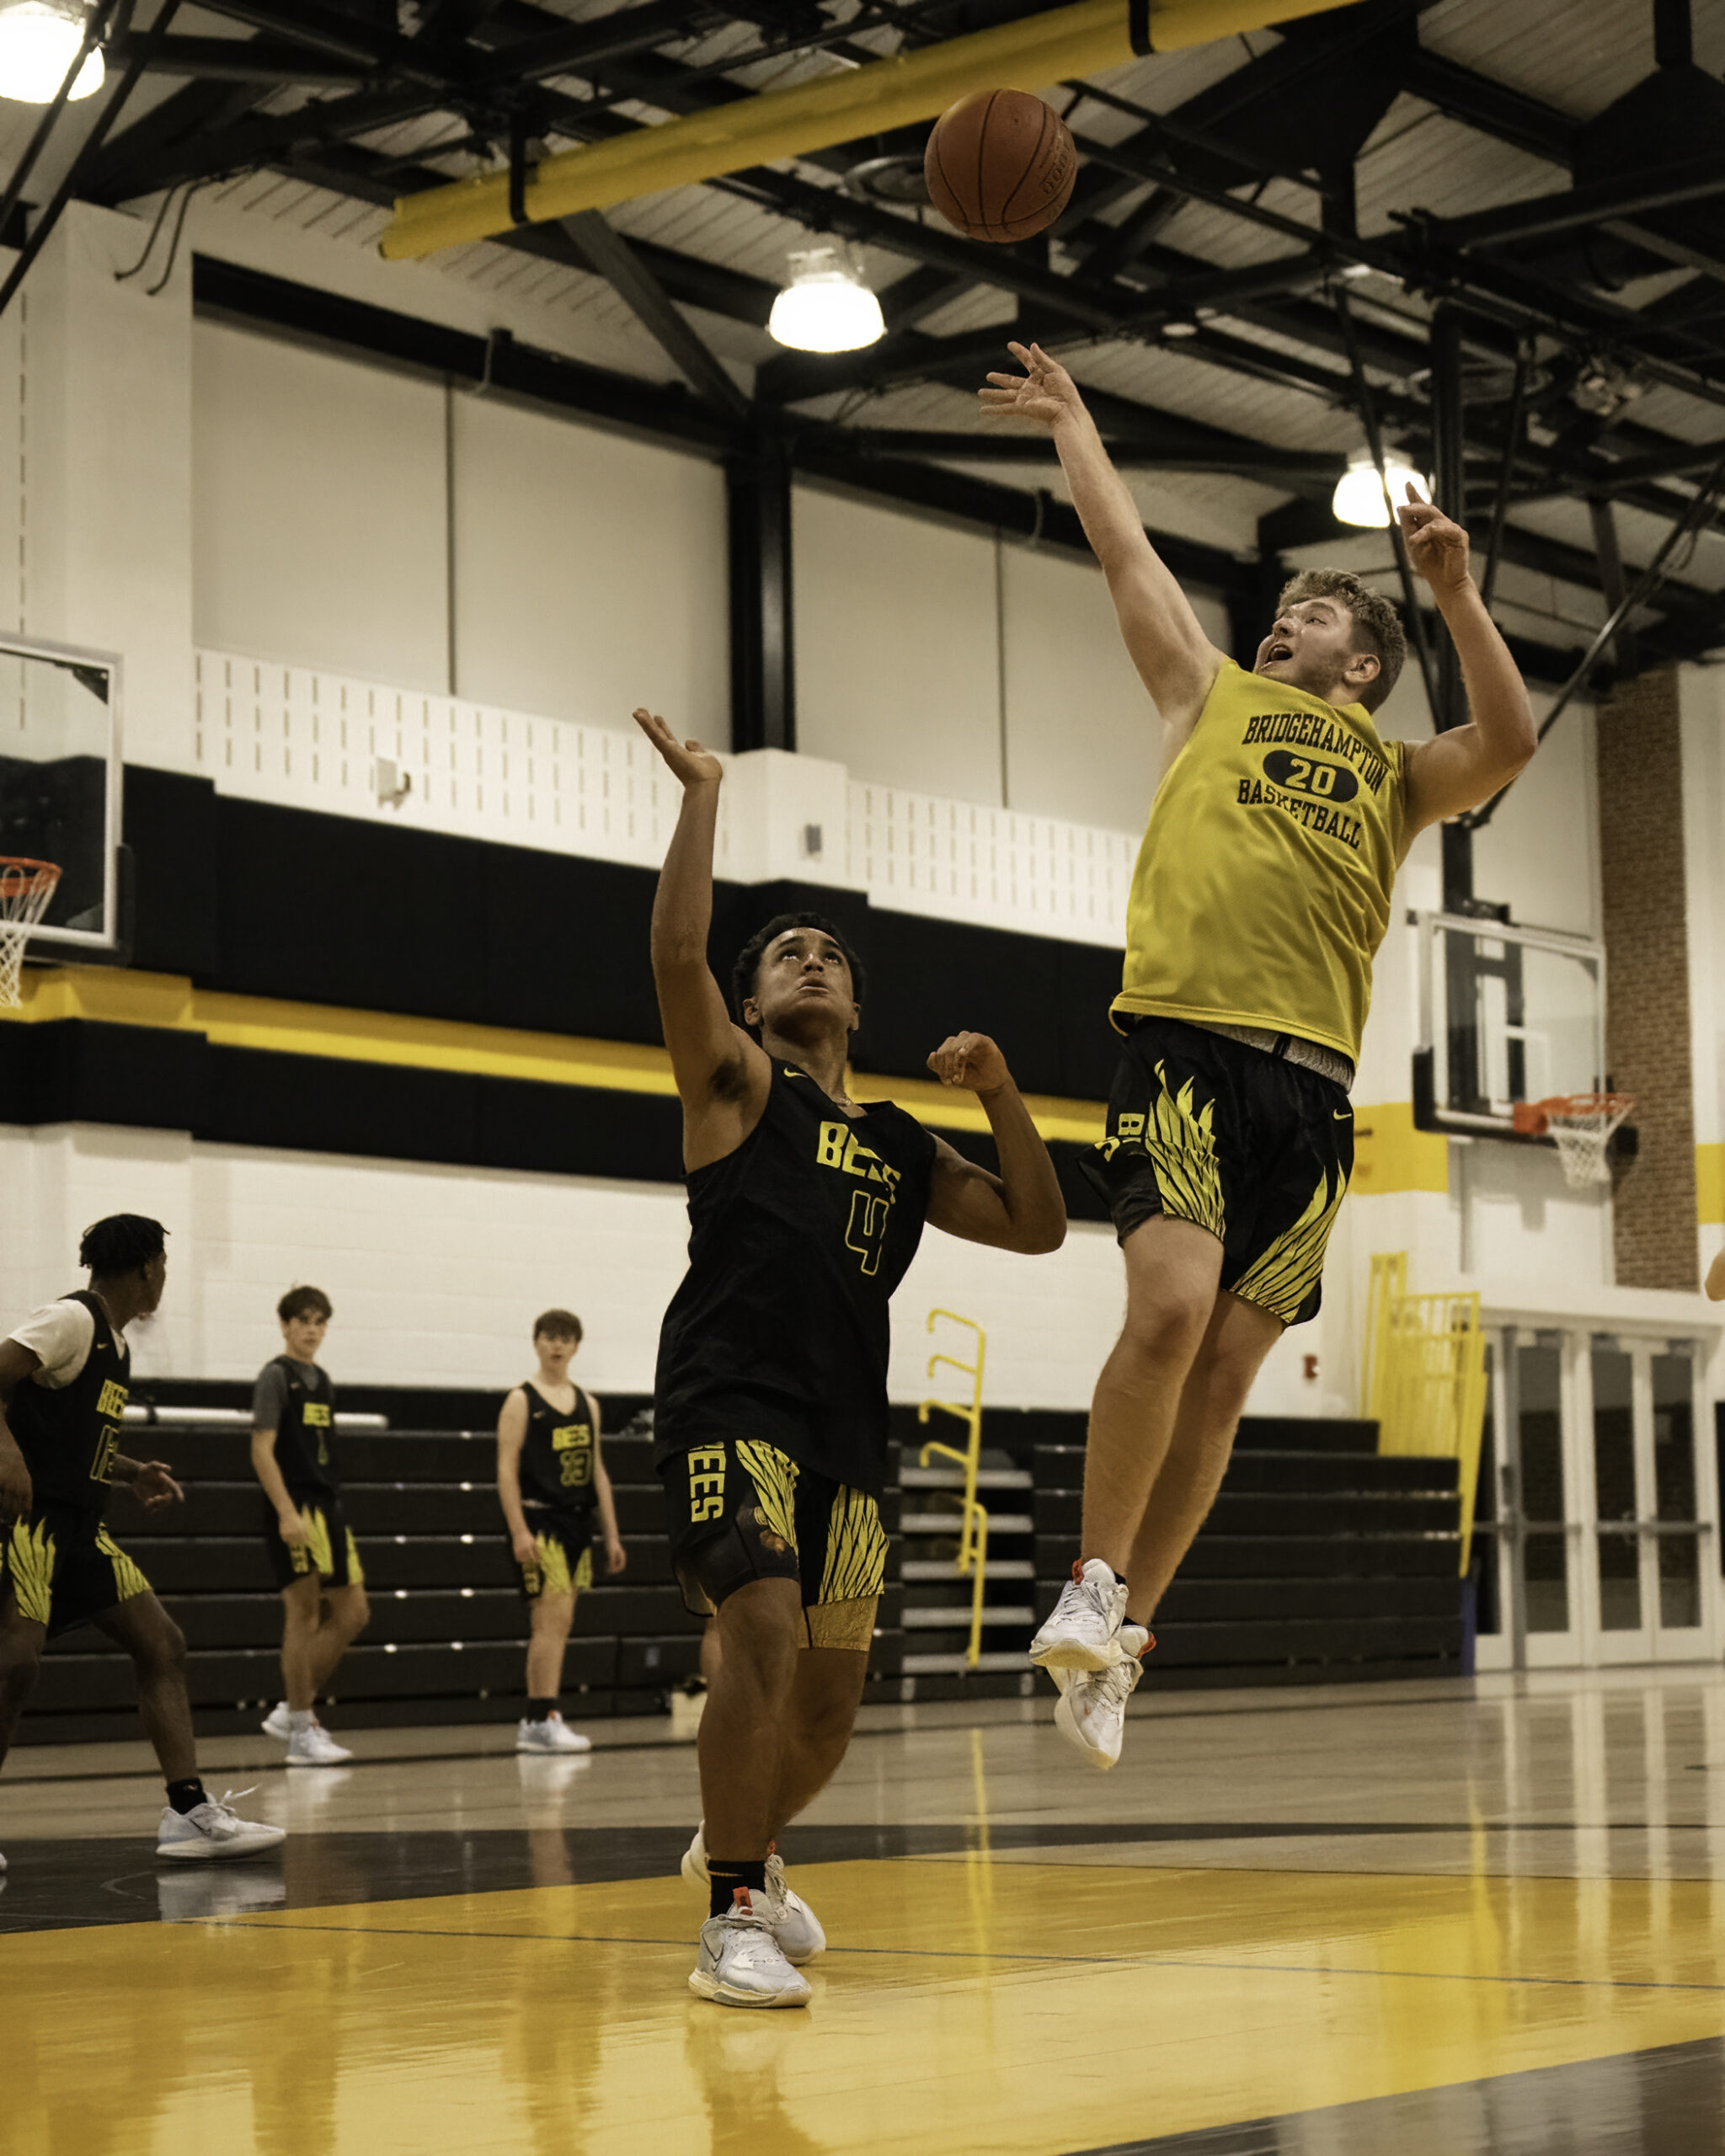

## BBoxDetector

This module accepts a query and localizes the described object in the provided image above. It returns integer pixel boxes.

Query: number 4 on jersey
[845,1188,891,1276]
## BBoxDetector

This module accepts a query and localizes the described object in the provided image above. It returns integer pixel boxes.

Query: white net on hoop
[0,857,61,1007]
[1542,1094,1633,1191]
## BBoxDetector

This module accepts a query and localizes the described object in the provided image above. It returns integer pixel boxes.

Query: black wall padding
[122,771,1128,1089]
[122,766,221,976]
[0,1017,209,1129]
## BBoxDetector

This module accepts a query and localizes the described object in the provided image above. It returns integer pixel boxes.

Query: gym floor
[7,1668,1725,2155]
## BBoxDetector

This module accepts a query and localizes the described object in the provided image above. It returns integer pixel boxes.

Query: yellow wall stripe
[3,966,1487,1194]
[1698,1143,1725,1227]
[1349,1101,1450,1198]
[0,965,1103,1144]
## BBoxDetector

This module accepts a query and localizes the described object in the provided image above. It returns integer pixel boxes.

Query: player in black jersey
[251,1286,367,1768]
[634,706,1067,2009]
[496,1307,626,1755]
[0,1214,285,1865]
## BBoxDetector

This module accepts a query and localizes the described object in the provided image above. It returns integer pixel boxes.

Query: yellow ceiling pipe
[382,0,1361,261]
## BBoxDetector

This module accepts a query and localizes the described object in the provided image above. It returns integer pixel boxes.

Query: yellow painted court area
[9,1859,1725,2156]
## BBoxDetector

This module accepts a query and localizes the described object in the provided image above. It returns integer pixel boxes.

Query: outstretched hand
[978,340,1085,434]
[128,1460,184,1513]
[633,707,723,789]
[1397,485,1471,596]
[927,1032,1012,1096]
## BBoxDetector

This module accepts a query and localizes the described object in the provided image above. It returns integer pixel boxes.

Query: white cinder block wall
[2,1123,1135,1416]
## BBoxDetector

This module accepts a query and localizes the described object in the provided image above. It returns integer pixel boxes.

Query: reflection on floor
[6,1668,1725,2155]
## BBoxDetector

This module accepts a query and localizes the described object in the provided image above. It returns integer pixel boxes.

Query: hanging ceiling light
[0,0,104,102]
[767,247,884,355]
[1332,448,1429,530]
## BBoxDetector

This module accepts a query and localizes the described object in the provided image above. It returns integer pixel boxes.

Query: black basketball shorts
[264,1495,366,1591]
[517,1514,595,1603]
[1079,1016,1354,1327]
[0,1506,152,1638]
[660,1439,887,1653]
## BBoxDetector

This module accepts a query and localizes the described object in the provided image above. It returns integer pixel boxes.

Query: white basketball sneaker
[286,1722,353,1768]
[1053,1625,1154,1770]
[156,1788,287,1860]
[689,1892,812,2009]
[1029,1558,1130,1673]
[260,1701,292,1741]
[515,1712,593,1754]
[681,1824,825,1964]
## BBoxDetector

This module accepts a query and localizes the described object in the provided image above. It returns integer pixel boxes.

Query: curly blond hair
[1276,568,1406,712]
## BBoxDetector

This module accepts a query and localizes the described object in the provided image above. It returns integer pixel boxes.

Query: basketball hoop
[0,857,61,1007]
[1512,1092,1635,1189]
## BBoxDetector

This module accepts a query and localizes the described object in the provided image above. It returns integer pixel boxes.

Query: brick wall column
[1595,665,1699,1289]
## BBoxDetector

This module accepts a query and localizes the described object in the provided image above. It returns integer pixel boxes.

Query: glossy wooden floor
[8,1670,1725,2154]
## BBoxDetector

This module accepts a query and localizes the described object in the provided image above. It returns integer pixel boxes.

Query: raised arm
[633,707,769,1166]
[1397,489,1537,841]
[923,1033,1065,1255]
[980,341,1225,734]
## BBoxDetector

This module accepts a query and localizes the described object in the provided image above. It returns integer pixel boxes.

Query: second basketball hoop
[1511,1092,1636,1189]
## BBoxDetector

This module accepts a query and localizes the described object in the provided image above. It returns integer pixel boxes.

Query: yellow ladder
[1364,1252,1489,1575]
[916,1309,990,1668]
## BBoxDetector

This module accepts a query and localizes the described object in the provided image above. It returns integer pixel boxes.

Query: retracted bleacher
[25,1401,709,1744]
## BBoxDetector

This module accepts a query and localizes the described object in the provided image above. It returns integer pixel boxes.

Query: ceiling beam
[561,207,750,419]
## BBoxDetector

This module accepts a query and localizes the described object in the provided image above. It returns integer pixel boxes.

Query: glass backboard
[1414,910,1607,1134]
[0,636,121,951]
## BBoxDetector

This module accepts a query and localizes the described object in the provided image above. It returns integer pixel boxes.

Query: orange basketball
[924,88,1077,245]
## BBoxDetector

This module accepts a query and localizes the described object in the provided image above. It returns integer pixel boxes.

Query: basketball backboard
[1413,910,1613,1143]
[0,635,122,953]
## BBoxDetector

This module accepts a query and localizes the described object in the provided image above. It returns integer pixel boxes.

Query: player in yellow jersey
[982,342,1538,1768]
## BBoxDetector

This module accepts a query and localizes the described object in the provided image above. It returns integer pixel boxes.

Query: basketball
[924,88,1077,244]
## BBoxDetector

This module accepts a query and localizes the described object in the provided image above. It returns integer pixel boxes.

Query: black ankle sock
[166,1777,208,1816]
[526,1697,557,1722]
[708,1858,767,1920]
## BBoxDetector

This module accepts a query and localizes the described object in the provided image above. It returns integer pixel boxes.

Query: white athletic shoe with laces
[515,1712,593,1754]
[1053,1625,1154,1769]
[286,1722,353,1768]
[681,1824,825,1964]
[689,1891,812,2009]
[1030,1558,1130,1673]
[261,1701,291,1740]
[155,1787,287,1860]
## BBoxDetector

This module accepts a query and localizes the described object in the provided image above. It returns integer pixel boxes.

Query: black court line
[0,1682,1548,1785]
[5,1817,1723,1936]
[204,1915,1725,1997]
[1059,2032,1725,2155]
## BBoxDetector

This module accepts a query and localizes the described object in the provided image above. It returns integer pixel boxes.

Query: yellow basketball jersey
[1114,659,1410,1062]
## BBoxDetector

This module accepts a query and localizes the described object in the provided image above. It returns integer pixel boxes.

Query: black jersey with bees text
[8,1292,131,1516]
[654,1062,939,1497]
[266,1357,339,1502]
[517,1382,600,1518]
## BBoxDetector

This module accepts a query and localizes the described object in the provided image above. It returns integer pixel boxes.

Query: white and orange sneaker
[1029,1558,1129,1673]
[1053,1625,1155,1769]
[689,1889,812,2009]
[681,1823,825,1962]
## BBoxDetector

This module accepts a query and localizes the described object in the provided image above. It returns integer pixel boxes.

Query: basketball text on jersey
[1114,659,1409,1062]
[816,1120,904,1278]
[689,1448,725,1522]
[89,1379,128,1485]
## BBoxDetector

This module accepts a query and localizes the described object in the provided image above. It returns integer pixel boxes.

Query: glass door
[1649,1348,1713,1659]
[1589,1337,1716,1664]
[1513,1332,1584,1668]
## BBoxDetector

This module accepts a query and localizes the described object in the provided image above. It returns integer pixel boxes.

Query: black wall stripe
[0,1016,1110,1220]
[120,768,1129,1100]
